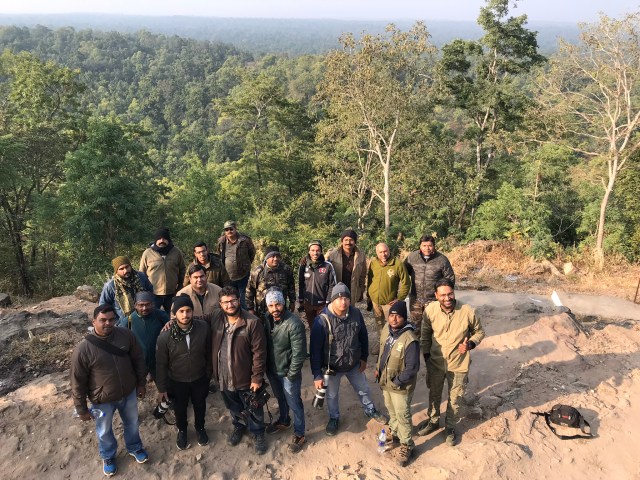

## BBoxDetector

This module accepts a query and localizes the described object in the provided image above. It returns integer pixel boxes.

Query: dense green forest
[1,0,639,298]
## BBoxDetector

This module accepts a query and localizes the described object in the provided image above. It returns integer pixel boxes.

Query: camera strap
[319,314,333,373]
[85,335,129,357]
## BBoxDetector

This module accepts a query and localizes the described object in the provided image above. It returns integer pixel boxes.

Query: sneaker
[265,418,291,434]
[325,417,339,436]
[396,444,414,467]
[103,458,117,477]
[176,430,189,450]
[128,449,149,464]
[445,427,458,446]
[288,434,305,453]
[254,433,268,455]
[416,419,441,436]
[228,425,246,446]
[365,409,388,425]
[196,428,209,446]
[385,432,400,450]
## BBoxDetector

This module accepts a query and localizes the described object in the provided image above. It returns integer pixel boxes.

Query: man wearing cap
[297,240,336,330]
[404,235,455,332]
[367,242,411,332]
[375,301,419,466]
[156,294,212,450]
[209,286,269,455]
[126,291,169,380]
[417,278,485,446]
[139,227,186,313]
[326,229,367,304]
[246,246,296,320]
[263,288,307,453]
[183,241,230,288]
[99,255,154,325]
[217,221,255,309]
[310,282,388,436]
[176,264,222,319]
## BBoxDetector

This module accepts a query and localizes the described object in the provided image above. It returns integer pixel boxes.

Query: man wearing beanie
[139,227,186,313]
[217,221,255,308]
[156,294,212,450]
[246,246,296,320]
[375,300,419,466]
[326,229,367,304]
[263,288,307,453]
[127,291,169,380]
[310,282,388,436]
[297,240,337,330]
[99,255,154,325]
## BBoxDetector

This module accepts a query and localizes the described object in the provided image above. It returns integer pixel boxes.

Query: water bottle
[377,428,386,454]
[73,407,105,419]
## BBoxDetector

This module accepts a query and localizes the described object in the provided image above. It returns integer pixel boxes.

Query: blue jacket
[99,271,154,324]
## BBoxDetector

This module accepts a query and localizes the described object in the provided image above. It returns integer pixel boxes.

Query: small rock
[0,292,11,307]
[501,388,522,402]
[195,453,202,462]
[466,406,483,419]
[478,395,503,410]
[74,285,99,303]
[340,465,349,470]
[462,392,478,406]
[563,262,575,276]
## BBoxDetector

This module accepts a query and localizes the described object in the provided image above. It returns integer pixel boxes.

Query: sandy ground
[1,291,640,480]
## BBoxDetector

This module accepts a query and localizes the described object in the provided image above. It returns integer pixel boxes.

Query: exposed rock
[0,292,11,307]
[466,406,484,420]
[478,395,503,410]
[462,391,478,406]
[74,285,99,303]
[563,262,575,276]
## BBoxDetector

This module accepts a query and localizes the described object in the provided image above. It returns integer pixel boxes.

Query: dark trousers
[156,294,175,313]
[169,375,209,432]
[221,388,265,435]
[303,302,324,331]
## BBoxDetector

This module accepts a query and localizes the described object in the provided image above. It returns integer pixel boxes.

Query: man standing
[310,283,387,436]
[263,288,307,453]
[210,286,269,455]
[99,255,154,326]
[156,295,212,450]
[246,246,296,319]
[184,241,230,288]
[367,243,411,332]
[139,227,186,312]
[217,220,255,308]
[326,229,367,304]
[70,305,148,477]
[124,291,169,381]
[176,264,222,319]
[417,279,485,446]
[404,235,455,332]
[375,302,419,467]
[297,240,336,330]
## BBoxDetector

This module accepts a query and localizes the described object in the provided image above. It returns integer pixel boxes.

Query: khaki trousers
[426,365,468,429]
[382,389,414,447]
[372,302,391,332]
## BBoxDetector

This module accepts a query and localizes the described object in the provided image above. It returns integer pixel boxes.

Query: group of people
[71,222,485,476]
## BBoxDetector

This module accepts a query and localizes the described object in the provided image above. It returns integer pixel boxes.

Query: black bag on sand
[532,404,593,440]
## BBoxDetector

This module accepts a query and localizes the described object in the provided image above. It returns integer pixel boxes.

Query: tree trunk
[383,158,390,237]
[595,170,617,269]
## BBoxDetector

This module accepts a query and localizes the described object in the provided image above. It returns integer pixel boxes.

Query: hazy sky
[1,0,638,23]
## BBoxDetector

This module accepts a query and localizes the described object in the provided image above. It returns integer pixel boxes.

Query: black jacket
[297,255,337,306]
[404,250,455,302]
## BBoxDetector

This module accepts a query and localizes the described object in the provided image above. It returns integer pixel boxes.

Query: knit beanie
[340,229,358,243]
[171,294,194,314]
[154,227,171,241]
[135,291,155,304]
[264,245,281,261]
[112,256,131,272]
[330,282,351,302]
[265,288,285,306]
[389,301,408,320]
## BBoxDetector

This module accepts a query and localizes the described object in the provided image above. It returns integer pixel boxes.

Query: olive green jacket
[366,257,411,305]
[376,325,419,394]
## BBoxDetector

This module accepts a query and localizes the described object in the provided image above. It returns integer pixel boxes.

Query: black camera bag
[532,404,593,440]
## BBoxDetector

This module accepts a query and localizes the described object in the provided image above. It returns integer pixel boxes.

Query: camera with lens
[312,368,335,410]
[152,399,173,419]
[240,383,270,422]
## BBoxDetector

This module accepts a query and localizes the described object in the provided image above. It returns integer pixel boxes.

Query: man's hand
[250,381,262,392]
[314,379,324,390]
[458,337,470,354]
[78,411,93,421]
[359,359,367,372]
[249,309,256,316]
[137,385,146,400]
[161,320,174,332]
[157,391,168,403]
[374,370,379,379]
[388,299,398,306]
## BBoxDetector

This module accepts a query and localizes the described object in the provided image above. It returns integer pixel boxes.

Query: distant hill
[0,14,578,55]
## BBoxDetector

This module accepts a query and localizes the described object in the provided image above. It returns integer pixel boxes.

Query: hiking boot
[176,430,189,450]
[128,448,149,464]
[288,434,305,453]
[228,425,246,446]
[416,419,441,436]
[103,458,117,477]
[196,428,209,446]
[325,417,339,436]
[445,427,458,446]
[265,418,291,434]
[385,431,400,450]
[254,433,268,455]
[365,409,388,425]
[396,444,414,467]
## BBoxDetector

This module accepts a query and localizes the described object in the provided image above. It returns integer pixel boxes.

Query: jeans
[326,363,375,420]
[221,388,265,435]
[169,375,209,432]
[230,275,250,309]
[267,371,305,437]
[93,388,144,460]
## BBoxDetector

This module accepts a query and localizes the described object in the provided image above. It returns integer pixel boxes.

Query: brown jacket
[183,253,230,288]
[216,233,255,281]
[176,283,222,320]
[209,308,266,390]
[70,327,146,414]
[139,245,186,295]
[325,246,367,303]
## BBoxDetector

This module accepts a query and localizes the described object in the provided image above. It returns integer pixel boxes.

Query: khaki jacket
[139,246,186,296]
[420,300,485,373]
[176,283,222,319]
[376,326,419,394]
[325,246,367,303]
[367,257,411,305]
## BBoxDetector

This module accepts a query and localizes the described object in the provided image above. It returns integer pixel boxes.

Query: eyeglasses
[220,299,239,305]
